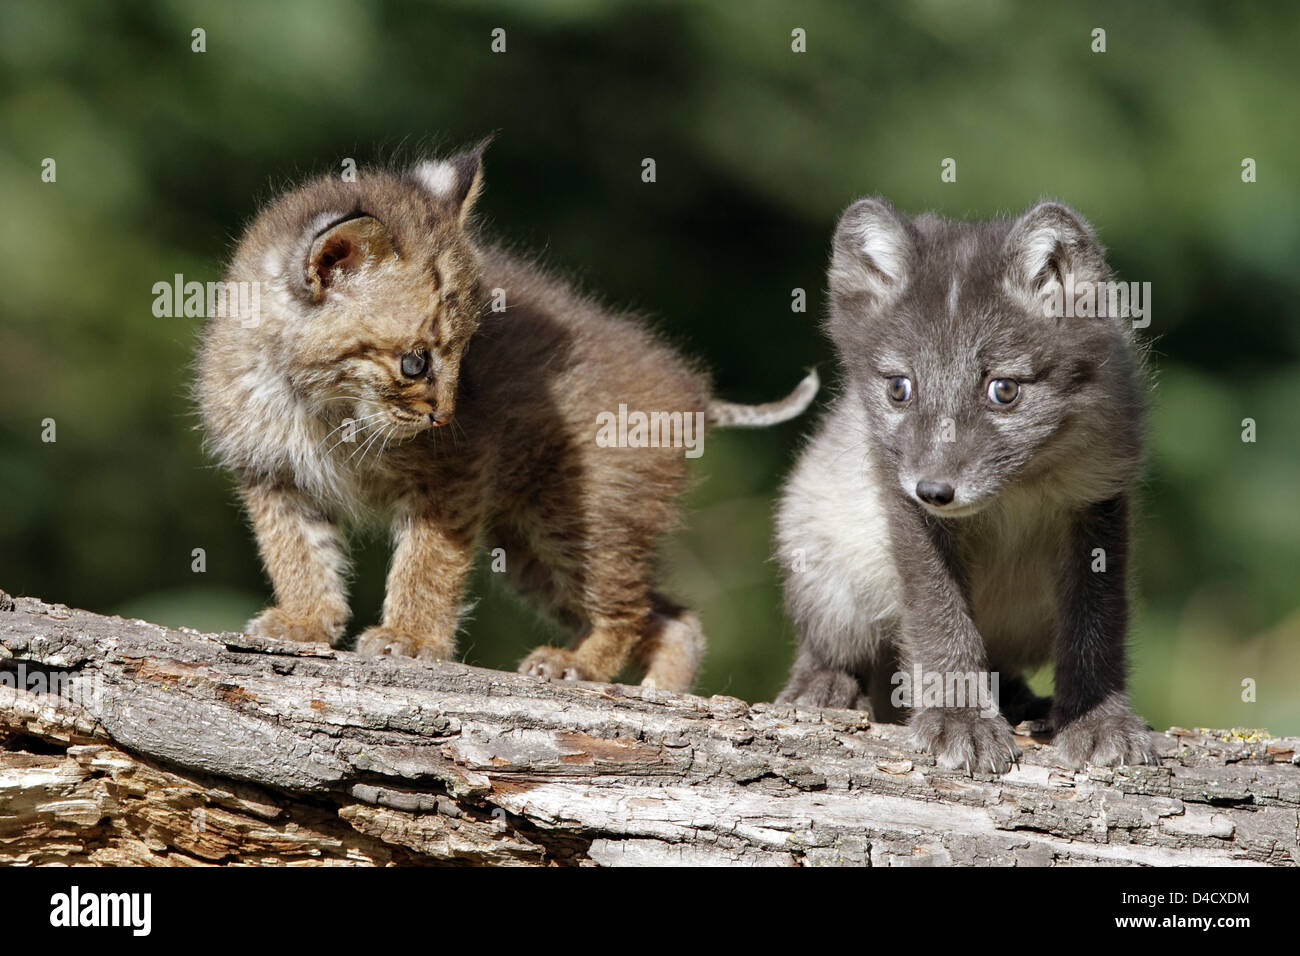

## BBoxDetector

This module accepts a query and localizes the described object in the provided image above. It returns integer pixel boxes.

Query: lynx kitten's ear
[304,215,396,300]
[411,143,488,225]
[829,197,914,304]
[1002,200,1106,304]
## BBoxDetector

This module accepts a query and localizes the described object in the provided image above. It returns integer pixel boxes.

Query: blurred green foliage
[1,0,1297,733]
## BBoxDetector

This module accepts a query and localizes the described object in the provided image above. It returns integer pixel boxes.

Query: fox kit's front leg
[356,491,481,661]
[243,481,351,645]
[1052,495,1156,767]
[891,501,1019,774]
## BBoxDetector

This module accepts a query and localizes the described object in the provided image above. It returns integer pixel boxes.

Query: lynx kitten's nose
[430,412,454,427]
[916,480,955,506]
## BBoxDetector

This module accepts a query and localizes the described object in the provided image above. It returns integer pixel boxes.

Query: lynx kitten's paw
[246,607,341,645]
[910,707,1020,775]
[355,626,449,662]
[519,646,591,682]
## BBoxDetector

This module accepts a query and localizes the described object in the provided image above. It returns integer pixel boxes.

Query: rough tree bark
[0,591,1296,866]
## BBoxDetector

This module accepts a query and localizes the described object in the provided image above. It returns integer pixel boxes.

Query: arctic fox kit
[776,197,1155,772]
[197,146,817,692]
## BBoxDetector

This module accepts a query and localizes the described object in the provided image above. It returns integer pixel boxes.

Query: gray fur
[776,197,1156,773]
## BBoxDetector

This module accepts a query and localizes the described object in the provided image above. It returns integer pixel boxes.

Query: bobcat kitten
[776,197,1155,771]
[197,146,817,692]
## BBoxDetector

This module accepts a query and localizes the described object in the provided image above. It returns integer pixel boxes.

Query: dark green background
[2,1,1297,733]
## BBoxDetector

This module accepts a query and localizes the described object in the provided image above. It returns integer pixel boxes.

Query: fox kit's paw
[519,646,591,682]
[355,626,450,662]
[246,607,342,646]
[1053,698,1156,768]
[910,708,1020,775]
[776,667,864,710]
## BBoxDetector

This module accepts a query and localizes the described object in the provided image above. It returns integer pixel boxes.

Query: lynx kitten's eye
[987,378,1020,405]
[400,351,428,378]
[886,376,913,403]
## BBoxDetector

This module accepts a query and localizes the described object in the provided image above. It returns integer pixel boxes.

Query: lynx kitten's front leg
[355,495,481,661]
[242,482,350,645]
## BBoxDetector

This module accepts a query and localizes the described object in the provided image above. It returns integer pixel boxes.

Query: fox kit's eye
[886,376,913,403]
[987,378,1020,405]
[400,350,428,378]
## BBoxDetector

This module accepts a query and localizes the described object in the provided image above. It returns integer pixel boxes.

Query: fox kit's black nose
[916,480,955,506]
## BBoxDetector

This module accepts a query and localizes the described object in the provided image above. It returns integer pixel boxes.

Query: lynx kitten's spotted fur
[197,146,816,691]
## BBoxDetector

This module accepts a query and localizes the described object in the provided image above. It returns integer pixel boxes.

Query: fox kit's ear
[829,197,914,305]
[304,215,395,300]
[411,142,488,225]
[1003,200,1106,301]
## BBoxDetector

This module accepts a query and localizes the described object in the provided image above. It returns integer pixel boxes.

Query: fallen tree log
[0,591,1296,866]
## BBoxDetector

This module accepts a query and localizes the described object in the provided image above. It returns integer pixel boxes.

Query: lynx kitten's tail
[707,369,820,428]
